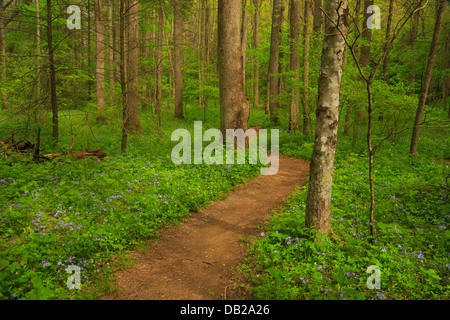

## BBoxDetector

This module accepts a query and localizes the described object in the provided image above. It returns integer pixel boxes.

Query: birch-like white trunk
[305,0,348,237]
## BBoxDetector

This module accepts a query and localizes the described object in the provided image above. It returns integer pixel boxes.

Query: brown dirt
[100,155,309,300]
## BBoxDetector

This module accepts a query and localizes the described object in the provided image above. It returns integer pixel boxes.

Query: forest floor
[100,156,309,300]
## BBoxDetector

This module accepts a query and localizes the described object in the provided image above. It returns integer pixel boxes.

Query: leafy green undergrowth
[0,106,263,300]
[242,122,449,300]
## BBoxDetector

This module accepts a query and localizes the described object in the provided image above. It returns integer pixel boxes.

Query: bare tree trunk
[87,0,92,99]
[120,0,127,153]
[0,4,6,110]
[252,0,259,109]
[155,0,163,129]
[125,0,141,132]
[36,0,42,121]
[114,0,121,102]
[218,0,250,135]
[268,0,284,124]
[173,0,184,119]
[203,0,210,113]
[359,0,373,68]
[46,0,58,142]
[241,0,248,89]
[198,0,204,109]
[108,0,115,106]
[409,10,419,85]
[410,0,445,155]
[162,4,175,110]
[289,0,300,133]
[442,33,449,114]
[80,0,85,73]
[305,0,348,238]
[302,0,312,136]
[382,0,394,80]
[352,0,361,64]
[95,0,106,118]
[344,103,351,134]
[140,16,149,109]
[313,0,321,33]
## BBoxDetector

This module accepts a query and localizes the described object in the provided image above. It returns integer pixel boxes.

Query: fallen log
[44,148,107,160]
[2,131,107,160]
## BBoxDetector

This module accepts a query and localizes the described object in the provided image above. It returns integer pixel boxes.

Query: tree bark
[313,0,321,33]
[302,0,312,136]
[198,0,204,109]
[173,0,184,119]
[46,0,58,142]
[155,0,163,129]
[268,0,284,124]
[241,0,248,89]
[382,0,394,80]
[108,0,115,106]
[0,4,6,110]
[359,0,373,68]
[252,0,259,110]
[36,0,42,121]
[95,0,106,118]
[410,0,445,155]
[289,0,300,133]
[87,0,92,99]
[218,0,250,136]
[409,9,419,85]
[125,0,141,132]
[120,0,127,152]
[203,0,210,112]
[305,0,348,238]
[343,103,351,134]
[352,0,361,65]
[442,33,449,114]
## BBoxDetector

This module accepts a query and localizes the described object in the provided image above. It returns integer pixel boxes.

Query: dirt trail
[100,156,309,300]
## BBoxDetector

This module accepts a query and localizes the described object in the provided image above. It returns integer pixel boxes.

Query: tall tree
[108,0,115,106]
[120,0,127,152]
[36,0,42,120]
[241,0,248,88]
[252,0,259,110]
[359,0,373,68]
[0,1,7,110]
[313,0,321,33]
[46,0,58,142]
[352,0,361,64]
[442,33,449,115]
[382,0,394,79]
[95,0,106,118]
[125,0,141,132]
[409,9,420,84]
[305,0,348,238]
[289,0,300,132]
[173,0,184,119]
[155,0,163,128]
[302,0,312,136]
[198,0,204,109]
[268,0,284,124]
[218,0,250,135]
[87,0,93,99]
[410,0,446,155]
[203,0,210,111]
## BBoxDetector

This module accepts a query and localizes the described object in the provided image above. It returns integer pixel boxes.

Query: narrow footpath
[101,156,310,300]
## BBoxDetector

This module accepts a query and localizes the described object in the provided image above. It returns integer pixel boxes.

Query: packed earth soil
[100,155,310,300]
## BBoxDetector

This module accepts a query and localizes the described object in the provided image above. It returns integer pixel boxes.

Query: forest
[0,0,449,302]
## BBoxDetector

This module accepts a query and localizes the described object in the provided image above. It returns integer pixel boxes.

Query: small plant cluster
[242,110,449,300]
